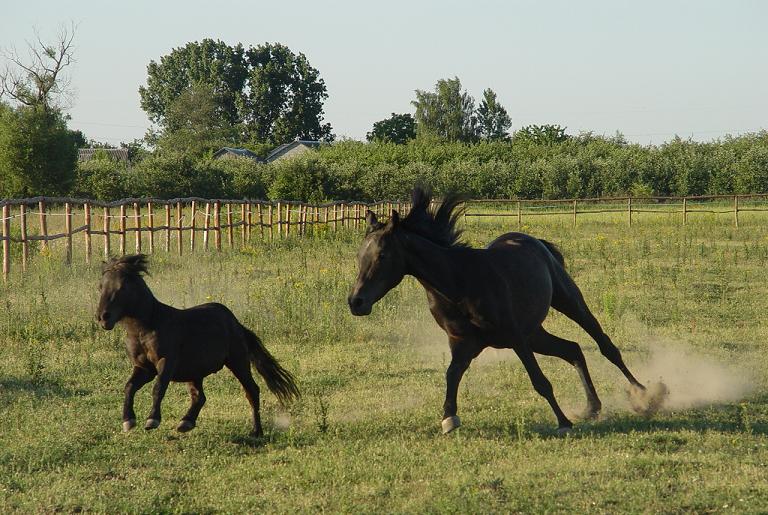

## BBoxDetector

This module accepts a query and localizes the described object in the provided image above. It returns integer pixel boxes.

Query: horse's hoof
[557,426,572,436]
[441,415,461,434]
[176,420,196,433]
[144,418,160,430]
[122,419,136,432]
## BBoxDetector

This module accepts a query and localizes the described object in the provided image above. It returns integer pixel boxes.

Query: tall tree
[0,24,76,112]
[139,40,333,144]
[412,77,478,143]
[366,113,416,144]
[0,104,78,196]
[476,88,511,141]
[0,26,78,196]
[139,39,247,127]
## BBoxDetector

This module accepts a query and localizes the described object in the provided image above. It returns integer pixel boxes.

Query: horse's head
[96,254,151,330]
[348,210,407,316]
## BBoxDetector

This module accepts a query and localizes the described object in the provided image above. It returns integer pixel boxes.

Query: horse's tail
[242,328,300,405]
[540,239,566,268]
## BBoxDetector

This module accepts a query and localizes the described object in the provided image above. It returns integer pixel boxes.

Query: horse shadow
[527,394,768,439]
[0,376,89,404]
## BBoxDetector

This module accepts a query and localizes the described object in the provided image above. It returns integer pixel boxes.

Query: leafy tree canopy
[366,113,416,144]
[412,77,478,143]
[476,88,511,141]
[139,39,333,145]
[513,124,570,145]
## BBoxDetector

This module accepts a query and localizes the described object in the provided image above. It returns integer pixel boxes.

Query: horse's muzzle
[348,295,371,316]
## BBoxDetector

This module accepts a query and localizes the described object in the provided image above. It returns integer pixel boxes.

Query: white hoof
[144,418,160,430]
[441,415,461,434]
[557,426,572,436]
[122,419,136,432]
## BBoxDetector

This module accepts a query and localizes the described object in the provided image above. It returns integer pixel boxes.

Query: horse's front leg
[145,357,177,430]
[122,366,156,431]
[442,338,482,434]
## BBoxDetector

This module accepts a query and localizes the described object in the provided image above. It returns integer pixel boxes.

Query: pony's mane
[401,187,468,248]
[103,254,150,277]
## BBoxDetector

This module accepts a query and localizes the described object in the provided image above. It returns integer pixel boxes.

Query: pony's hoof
[441,415,461,434]
[122,419,136,432]
[557,426,572,436]
[176,420,196,433]
[144,418,160,430]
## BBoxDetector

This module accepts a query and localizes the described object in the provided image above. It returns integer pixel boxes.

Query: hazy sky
[3,0,766,145]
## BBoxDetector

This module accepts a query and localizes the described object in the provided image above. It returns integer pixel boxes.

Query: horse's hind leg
[513,343,573,433]
[226,358,263,437]
[528,326,601,419]
[551,275,644,390]
[177,379,206,433]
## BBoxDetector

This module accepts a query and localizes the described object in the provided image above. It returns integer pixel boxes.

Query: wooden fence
[2,193,768,282]
[0,197,414,282]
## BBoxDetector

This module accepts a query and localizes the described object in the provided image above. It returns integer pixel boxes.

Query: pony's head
[96,254,151,330]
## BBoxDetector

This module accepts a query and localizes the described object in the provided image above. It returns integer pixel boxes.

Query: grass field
[1,211,767,513]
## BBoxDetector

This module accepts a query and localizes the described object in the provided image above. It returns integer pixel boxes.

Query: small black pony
[96,254,299,436]
[349,188,658,434]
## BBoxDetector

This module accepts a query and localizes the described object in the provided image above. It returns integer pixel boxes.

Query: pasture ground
[1,211,767,513]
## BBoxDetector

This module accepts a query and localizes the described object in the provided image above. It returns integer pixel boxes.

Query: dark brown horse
[349,188,653,434]
[96,254,299,436]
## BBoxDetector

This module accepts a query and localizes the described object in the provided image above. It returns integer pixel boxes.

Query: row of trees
[70,131,768,202]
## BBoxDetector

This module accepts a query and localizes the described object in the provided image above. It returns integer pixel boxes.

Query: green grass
[1,214,768,513]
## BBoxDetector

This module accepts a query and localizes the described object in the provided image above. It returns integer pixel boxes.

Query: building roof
[212,147,264,162]
[265,140,321,163]
[78,148,130,162]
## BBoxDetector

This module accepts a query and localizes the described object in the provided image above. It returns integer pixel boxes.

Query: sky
[2,0,767,146]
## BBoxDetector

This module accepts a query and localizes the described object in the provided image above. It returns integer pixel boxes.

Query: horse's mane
[401,187,468,248]
[103,254,150,277]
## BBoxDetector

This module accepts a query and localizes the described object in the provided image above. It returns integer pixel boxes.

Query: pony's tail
[540,239,566,268]
[243,329,300,405]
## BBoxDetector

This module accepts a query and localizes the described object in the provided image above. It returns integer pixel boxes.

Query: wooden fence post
[257,203,264,240]
[133,202,142,254]
[103,206,111,258]
[734,195,739,228]
[119,204,126,255]
[2,205,9,282]
[164,204,171,252]
[203,203,211,249]
[268,203,274,240]
[226,203,233,248]
[682,197,687,226]
[147,202,154,254]
[190,201,197,252]
[38,200,48,253]
[276,202,282,237]
[84,202,92,264]
[64,202,72,264]
[572,200,577,227]
[176,202,183,256]
[20,204,28,271]
[285,203,291,237]
[241,203,247,245]
[214,201,222,250]
[627,197,632,227]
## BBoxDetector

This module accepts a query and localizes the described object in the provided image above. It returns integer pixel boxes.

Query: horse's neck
[121,288,162,335]
[400,231,467,304]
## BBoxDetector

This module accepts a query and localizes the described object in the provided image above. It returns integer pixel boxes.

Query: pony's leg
[145,357,177,430]
[442,339,482,434]
[513,344,573,432]
[226,359,263,437]
[551,277,644,390]
[528,327,602,419]
[177,379,206,432]
[123,366,156,431]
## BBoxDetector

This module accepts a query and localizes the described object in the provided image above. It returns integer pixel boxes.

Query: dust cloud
[628,341,756,412]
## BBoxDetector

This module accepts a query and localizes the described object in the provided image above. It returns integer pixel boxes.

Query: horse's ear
[365,210,382,234]
[385,210,400,233]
